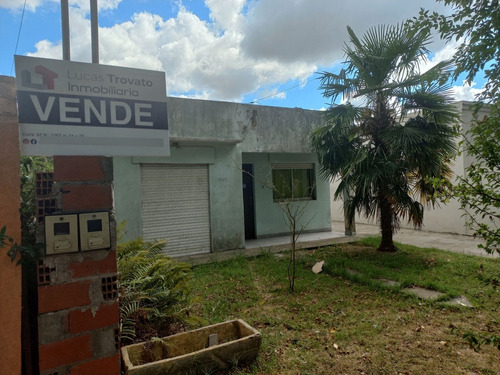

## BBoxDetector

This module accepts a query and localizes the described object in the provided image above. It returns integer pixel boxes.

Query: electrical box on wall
[79,212,111,251]
[45,214,79,255]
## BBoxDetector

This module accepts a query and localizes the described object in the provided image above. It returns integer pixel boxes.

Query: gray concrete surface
[333,221,499,259]
[178,221,498,265]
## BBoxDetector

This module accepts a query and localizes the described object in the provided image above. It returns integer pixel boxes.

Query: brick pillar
[0,76,22,375]
[37,156,120,375]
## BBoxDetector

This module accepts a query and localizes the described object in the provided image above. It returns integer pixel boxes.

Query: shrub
[117,237,197,344]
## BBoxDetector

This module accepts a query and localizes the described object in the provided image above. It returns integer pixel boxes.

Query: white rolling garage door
[140,164,211,257]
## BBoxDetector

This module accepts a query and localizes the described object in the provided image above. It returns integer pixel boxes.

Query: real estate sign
[15,55,169,156]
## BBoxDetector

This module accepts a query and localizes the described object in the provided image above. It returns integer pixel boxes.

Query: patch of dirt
[130,319,187,345]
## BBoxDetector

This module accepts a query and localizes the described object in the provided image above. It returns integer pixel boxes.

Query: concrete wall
[113,157,142,240]
[208,144,245,250]
[114,97,330,250]
[330,101,493,235]
[167,96,324,153]
[456,101,492,170]
[114,143,246,251]
[238,104,324,153]
[0,76,22,375]
[243,152,331,237]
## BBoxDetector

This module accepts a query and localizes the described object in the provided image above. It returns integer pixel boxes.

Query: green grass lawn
[190,237,500,374]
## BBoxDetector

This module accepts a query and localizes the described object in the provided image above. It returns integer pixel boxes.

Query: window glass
[272,164,315,201]
[293,168,312,198]
[272,169,292,199]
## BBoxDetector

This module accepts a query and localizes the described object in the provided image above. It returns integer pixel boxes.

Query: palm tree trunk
[378,193,397,252]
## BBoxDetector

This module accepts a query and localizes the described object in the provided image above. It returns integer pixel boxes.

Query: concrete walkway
[247,221,498,259]
[245,228,345,251]
[179,229,348,265]
[334,221,499,259]
[178,221,498,265]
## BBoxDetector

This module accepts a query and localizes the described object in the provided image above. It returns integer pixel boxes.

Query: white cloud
[206,0,245,31]
[0,0,121,12]
[431,42,458,63]
[241,0,449,64]
[419,40,459,74]
[418,42,485,102]
[27,39,61,58]
[25,0,460,103]
[254,88,287,103]
[453,81,483,102]
[70,0,122,12]
[28,1,317,101]
[0,0,43,11]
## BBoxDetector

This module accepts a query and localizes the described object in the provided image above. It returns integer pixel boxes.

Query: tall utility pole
[60,0,99,63]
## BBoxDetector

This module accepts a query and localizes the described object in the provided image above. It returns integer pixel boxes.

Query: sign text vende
[17,92,168,129]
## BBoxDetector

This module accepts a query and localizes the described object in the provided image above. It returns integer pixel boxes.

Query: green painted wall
[113,157,142,240]
[113,144,245,251]
[242,152,331,238]
[114,97,331,252]
[208,144,245,251]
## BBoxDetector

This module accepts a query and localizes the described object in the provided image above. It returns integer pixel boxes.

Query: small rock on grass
[443,295,473,308]
[312,260,325,274]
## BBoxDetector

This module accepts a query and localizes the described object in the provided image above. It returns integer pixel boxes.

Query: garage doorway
[140,164,211,257]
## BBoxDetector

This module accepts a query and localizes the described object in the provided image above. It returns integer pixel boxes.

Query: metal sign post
[61,0,70,60]
[61,0,99,63]
[90,0,99,63]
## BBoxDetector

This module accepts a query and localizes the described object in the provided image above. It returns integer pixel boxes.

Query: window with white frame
[272,163,316,201]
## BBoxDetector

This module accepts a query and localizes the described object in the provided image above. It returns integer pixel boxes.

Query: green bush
[117,237,197,344]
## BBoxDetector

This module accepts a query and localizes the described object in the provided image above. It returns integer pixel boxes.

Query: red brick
[70,302,119,334]
[38,281,92,314]
[61,185,113,211]
[70,354,120,375]
[39,334,92,371]
[69,251,117,279]
[0,77,22,375]
[54,156,105,181]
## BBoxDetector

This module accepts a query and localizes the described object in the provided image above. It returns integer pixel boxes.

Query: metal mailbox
[45,214,79,255]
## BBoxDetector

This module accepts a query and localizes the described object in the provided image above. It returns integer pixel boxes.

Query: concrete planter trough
[121,319,262,375]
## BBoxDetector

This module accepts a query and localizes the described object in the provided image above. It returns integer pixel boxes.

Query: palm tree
[311,24,458,252]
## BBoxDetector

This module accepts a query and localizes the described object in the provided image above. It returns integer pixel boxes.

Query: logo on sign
[21,65,58,90]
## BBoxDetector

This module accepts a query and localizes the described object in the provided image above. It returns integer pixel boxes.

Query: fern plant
[117,237,198,344]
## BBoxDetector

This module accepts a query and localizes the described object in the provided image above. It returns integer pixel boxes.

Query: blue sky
[0,0,485,110]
